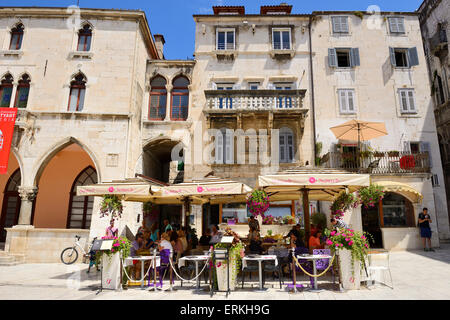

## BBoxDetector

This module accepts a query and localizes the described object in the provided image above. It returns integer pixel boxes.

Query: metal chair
[366,251,394,289]
[180,259,209,287]
[241,259,259,289]
[262,256,283,289]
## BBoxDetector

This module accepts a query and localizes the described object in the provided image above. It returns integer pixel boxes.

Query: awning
[374,181,423,203]
[257,168,370,201]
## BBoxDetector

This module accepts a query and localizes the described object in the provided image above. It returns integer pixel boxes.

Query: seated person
[199,228,212,246]
[309,231,324,252]
[130,233,145,280]
[247,226,259,242]
[285,224,305,248]
[249,232,263,254]
[158,232,173,252]
[170,231,184,263]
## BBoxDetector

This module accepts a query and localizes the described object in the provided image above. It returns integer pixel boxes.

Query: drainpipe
[308,16,317,164]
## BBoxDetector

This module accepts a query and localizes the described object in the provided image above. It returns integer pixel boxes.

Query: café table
[124,255,160,290]
[295,253,332,292]
[178,255,211,291]
[242,254,278,291]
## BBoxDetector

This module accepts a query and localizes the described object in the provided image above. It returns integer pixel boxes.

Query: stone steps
[0,250,25,266]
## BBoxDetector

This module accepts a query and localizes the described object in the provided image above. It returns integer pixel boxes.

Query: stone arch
[79,20,94,30]
[149,73,169,87]
[68,70,88,84]
[170,71,192,85]
[32,137,101,187]
[11,148,24,184]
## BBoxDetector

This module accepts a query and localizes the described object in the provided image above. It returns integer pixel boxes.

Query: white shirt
[160,239,173,251]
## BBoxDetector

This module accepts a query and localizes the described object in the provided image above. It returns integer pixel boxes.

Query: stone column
[164,84,173,121]
[17,186,38,225]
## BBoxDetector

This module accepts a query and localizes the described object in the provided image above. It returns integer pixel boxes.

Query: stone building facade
[418,0,450,226]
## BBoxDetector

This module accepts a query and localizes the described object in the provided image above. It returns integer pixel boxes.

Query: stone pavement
[0,244,449,300]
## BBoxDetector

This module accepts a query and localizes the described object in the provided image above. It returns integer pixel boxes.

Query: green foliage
[354,11,364,19]
[100,195,123,220]
[330,191,359,219]
[358,184,385,209]
[311,211,327,230]
[95,236,131,263]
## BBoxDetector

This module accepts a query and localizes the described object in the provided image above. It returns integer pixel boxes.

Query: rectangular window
[398,89,417,113]
[0,86,13,108]
[390,47,419,68]
[328,48,360,68]
[272,28,291,50]
[216,29,235,50]
[338,89,356,114]
[275,83,293,108]
[68,87,85,111]
[14,86,30,109]
[431,174,439,187]
[388,17,405,34]
[217,84,233,109]
[77,34,92,52]
[332,16,349,34]
[248,82,259,90]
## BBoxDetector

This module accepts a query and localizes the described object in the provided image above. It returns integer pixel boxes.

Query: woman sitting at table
[159,232,173,251]
[170,231,184,264]
[130,233,145,280]
[149,222,160,242]
[248,229,263,254]
[178,229,188,254]
[308,231,324,252]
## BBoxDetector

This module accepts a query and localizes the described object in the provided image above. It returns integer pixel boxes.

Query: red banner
[0,108,18,174]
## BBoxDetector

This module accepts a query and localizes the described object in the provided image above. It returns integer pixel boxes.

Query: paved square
[0,244,449,300]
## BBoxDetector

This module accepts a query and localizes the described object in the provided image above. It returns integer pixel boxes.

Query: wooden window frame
[388,17,405,34]
[9,25,24,50]
[272,28,292,50]
[14,75,30,109]
[148,86,167,120]
[338,89,356,114]
[77,25,92,52]
[398,88,417,114]
[170,77,189,121]
[66,166,97,229]
[331,16,349,34]
[216,28,235,51]
[68,75,86,112]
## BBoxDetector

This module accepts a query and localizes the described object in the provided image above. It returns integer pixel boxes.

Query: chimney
[154,34,165,59]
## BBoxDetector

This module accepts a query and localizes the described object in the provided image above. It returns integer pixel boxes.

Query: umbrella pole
[302,189,310,249]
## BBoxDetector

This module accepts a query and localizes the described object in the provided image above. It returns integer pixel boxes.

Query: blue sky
[1,0,424,59]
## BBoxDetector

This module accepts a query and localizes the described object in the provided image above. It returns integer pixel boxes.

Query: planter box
[101,252,121,290]
[215,256,238,291]
[338,248,361,290]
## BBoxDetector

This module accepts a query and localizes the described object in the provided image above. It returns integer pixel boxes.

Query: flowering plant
[358,184,385,209]
[263,214,275,225]
[96,236,131,263]
[283,215,295,224]
[246,190,269,218]
[100,195,123,220]
[330,191,359,219]
[323,228,371,275]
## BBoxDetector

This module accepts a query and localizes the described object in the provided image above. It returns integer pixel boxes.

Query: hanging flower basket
[358,184,385,209]
[143,201,158,219]
[330,191,358,219]
[246,190,269,219]
[100,195,124,220]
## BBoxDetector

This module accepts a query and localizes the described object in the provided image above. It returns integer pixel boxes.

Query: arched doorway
[0,169,21,242]
[67,166,97,229]
[362,192,415,248]
[33,143,97,228]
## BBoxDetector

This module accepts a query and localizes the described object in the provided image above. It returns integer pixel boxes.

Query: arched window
[215,128,234,164]
[0,169,21,242]
[67,166,97,229]
[0,73,13,108]
[77,24,92,52]
[171,76,189,121]
[381,192,415,227]
[279,127,294,163]
[14,74,30,109]
[149,76,167,120]
[9,24,24,50]
[68,73,86,111]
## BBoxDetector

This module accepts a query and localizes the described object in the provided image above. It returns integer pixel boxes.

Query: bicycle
[61,235,99,273]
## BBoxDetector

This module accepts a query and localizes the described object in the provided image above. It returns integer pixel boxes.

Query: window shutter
[339,90,347,113]
[287,134,294,162]
[224,131,233,164]
[389,18,397,33]
[389,47,396,67]
[332,17,340,33]
[420,142,432,168]
[341,17,349,33]
[350,48,360,67]
[215,132,223,164]
[279,135,286,162]
[408,47,419,67]
[403,141,411,153]
[328,48,337,67]
[211,82,217,90]
[399,90,408,112]
[347,90,355,112]
[407,90,416,112]
[397,18,405,33]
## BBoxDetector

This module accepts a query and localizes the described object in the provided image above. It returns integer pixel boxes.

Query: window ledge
[0,50,23,58]
[143,119,192,125]
[214,50,236,59]
[270,49,295,58]
[68,51,94,60]
[399,112,420,117]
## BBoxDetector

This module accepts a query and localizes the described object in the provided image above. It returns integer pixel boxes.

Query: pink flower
[349,241,354,245]
[330,231,336,236]
[326,239,333,246]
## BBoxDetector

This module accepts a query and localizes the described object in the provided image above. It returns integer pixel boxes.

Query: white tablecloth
[242,255,278,269]
[124,256,161,268]
[295,254,332,261]
[178,255,210,268]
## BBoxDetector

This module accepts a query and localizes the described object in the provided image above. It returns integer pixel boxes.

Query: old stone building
[0,7,161,262]
[310,10,449,249]
[418,0,450,226]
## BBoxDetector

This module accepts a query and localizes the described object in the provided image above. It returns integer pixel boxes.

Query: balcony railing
[205,89,306,111]
[320,151,431,174]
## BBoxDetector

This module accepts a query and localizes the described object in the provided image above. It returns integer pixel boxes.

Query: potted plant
[373,151,385,158]
[263,214,275,225]
[247,190,270,226]
[330,191,359,219]
[324,228,371,290]
[311,212,327,230]
[358,184,385,209]
[358,150,373,159]
[213,228,245,291]
[387,150,400,157]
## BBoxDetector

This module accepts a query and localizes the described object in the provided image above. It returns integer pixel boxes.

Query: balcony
[320,151,431,174]
[204,89,306,112]
[430,29,448,58]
